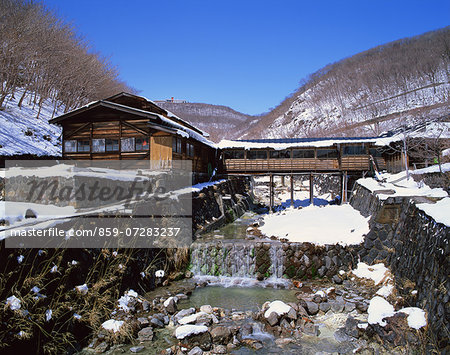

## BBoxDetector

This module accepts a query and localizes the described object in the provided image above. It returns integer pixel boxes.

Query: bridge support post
[342,171,348,204]
[290,174,294,207]
[309,173,314,206]
[269,174,274,212]
[281,175,285,186]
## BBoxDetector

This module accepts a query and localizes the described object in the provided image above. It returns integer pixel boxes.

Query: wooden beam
[65,122,91,139]
[122,120,149,136]
[290,174,294,207]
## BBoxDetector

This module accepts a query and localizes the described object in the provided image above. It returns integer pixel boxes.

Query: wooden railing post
[290,174,294,207]
[309,173,314,206]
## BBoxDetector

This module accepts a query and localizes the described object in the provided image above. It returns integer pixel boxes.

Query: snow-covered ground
[0,90,62,156]
[357,170,447,200]
[259,204,370,245]
[356,167,449,226]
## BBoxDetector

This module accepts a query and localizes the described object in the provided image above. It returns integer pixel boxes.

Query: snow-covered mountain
[156,102,258,142]
[0,91,62,157]
[241,27,450,139]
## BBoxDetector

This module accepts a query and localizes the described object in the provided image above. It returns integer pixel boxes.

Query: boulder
[187,346,203,355]
[137,327,154,342]
[164,297,177,314]
[200,305,213,314]
[266,311,279,326]
[212,344,227,354]
[305,301,319,315]
[319,302,331,313]
[210,326,232,344]
[130,346,145,353]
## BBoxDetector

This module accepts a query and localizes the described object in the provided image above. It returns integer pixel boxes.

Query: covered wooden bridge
[217,137,387,205]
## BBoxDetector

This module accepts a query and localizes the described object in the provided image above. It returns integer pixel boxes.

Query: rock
[297,304,308,317]
[239,324,253,338]
[187,346,203,355]
[241,339,263,350]
[343,316,359,338]
[137,327,154,342]
[183,332,212,351]
[305,301,319,315]
[210,326,232,344]
[137,317,149,327]
[130,346,145,353]
[185,270,194,278]
[332,275,343,284]
[303,322,319,336]
[356,302,368,313]
[25,209,37,219]
[331,301,345,313]
[318,266,327,277]
[165,297,177,314]
[200,305,213,314]
[94,342,109,354]
[319,302,331,313]
[142,300,150,311]
[266,311,279,326]
[212,344,227,354]
[344,302,356,313]
[150,317,164,328]
[287,307,297,320]
[280,318,292,329]
[275,338,294,347]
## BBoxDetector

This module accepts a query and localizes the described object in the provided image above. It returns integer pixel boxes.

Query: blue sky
[43,0,449,115]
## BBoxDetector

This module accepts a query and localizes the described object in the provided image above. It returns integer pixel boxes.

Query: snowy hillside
[0,91,62,156]
[242,27,450,139]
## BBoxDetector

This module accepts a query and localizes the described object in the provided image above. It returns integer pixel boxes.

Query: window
[77,140,90,152]
[343,145,366,156]
[270,150,291,159]
[106,139,119,152]
[92,139,105,153]
[172,137,182,154]
[187,143,194,157]
[369,148,382,157]
[317,149,338,159]
[121,137,135,152]
[292,149,314,159]
[224,150,245,159]
[64,140,76,153]
[247,150,267,160]
[136,137,149,151]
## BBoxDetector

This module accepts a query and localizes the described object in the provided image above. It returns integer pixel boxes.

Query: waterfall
[190,240,288,287]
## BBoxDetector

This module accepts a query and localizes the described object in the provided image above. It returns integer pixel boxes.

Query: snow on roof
[217,137,382,150]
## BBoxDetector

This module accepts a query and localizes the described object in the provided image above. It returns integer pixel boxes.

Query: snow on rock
[178,312,207,325]
[75,284,88,295]
[6,295,21,310]
[155,270,165,278]
[397,307,427,329]
[357,171,447,201]
[367,296,395,327]
[264,300,291,318]
[175,325,209,339]
[416,197,450,227]
[117,290,139,312]
[259,204,370,245]
[376,284,394,298]
[352,262,390,286]
[102,319,124,333]
[163,296,177,308]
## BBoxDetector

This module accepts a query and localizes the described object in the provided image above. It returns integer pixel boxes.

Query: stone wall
[350,183,449,348]
[192,177,253,235]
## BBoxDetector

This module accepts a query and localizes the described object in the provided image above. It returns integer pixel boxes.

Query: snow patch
[260,204,369,245]
[416,197,450,227]
[352,262,390,286]
[6,295,21,310]
[367,296,395,327]
[398,307,427,329]
[175,324,208,339]
[102,319,124,333]
[264,300,291,318]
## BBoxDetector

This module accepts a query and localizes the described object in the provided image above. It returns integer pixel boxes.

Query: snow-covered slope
[242,28,450,139]
[0,91,62,156]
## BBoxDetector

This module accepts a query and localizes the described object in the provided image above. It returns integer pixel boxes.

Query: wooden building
[218,138,386,174]
[49,92,217,181]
